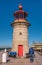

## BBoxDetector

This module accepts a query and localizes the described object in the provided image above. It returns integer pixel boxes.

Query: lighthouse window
[24,13,26,18]
[19,14,23,18]
[19,32,22,35]
[15,14,19,18]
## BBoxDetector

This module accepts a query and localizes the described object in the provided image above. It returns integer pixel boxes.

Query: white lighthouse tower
[11,5,30,57]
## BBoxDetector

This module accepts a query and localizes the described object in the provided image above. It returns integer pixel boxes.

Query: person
[2,49,8,63]
[29,47,34,62]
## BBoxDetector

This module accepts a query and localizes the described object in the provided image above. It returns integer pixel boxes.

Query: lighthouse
[11,5,30,57]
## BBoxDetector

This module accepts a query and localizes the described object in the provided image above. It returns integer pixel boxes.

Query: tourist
[29,47,34,62]
[2,49,8,63]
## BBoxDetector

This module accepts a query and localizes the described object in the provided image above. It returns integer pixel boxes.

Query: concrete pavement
[0,51,42,65]
[35,52,42,65]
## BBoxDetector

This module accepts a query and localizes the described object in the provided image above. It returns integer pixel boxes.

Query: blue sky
[0,0,42,47]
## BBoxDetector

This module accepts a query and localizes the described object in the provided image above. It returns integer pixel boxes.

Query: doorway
[18,45,23,57]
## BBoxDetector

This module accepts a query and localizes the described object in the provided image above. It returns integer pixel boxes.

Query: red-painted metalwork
[14,5,28,19]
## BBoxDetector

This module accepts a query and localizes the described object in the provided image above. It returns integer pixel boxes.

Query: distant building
[11,5,30,57]
[32,43,42,52]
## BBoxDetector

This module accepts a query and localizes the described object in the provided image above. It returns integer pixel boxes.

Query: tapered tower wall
[11,19,29,56]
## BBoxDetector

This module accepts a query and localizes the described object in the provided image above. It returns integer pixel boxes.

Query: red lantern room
[14,4,28,19]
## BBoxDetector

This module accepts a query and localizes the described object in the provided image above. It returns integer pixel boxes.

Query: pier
[0,51,42,65]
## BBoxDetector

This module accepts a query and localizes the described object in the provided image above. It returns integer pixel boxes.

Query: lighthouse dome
[14,5,28,19]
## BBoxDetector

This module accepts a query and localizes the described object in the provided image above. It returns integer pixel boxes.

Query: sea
[0,48,11,51]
